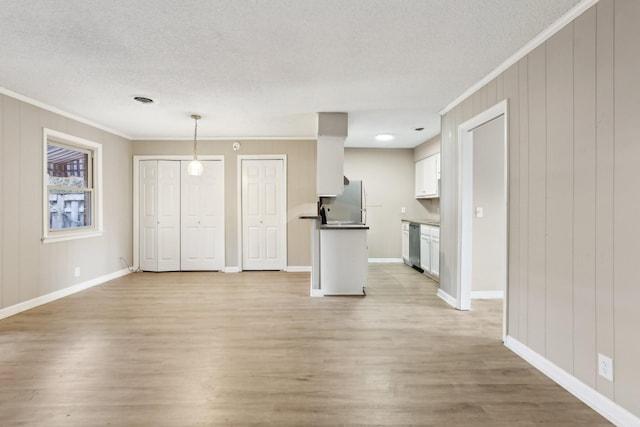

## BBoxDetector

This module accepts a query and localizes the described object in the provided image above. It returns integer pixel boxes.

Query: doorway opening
[457,100,508,340]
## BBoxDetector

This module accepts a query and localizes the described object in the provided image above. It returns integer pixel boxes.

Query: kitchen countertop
[299,215,369,230]
[402,218,440,226]
[321,224,369,230]
[299,215,321,220]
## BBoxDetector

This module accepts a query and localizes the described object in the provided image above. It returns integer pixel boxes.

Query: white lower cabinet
[401,222,409,264]
[415,224,439,280]
[420,225,430,271]
[429,228,440,279]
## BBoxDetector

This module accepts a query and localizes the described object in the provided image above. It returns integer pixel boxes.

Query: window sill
[42,230,103,244]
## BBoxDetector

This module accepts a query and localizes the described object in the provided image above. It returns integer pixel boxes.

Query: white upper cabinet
[415,153,440,199]
[316,113,348,196]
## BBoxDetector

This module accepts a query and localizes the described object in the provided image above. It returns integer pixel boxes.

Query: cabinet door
[416,154,440,199]
[420,233,430,271]
[401,224,409,262]
[430,237,440,278]
[424,155,438,196]
[415,159,426,198]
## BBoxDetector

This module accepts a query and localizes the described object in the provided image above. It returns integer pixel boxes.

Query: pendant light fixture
[187,114,204,176]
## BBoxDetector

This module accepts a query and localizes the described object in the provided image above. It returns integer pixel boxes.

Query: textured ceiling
[0,0,582,147]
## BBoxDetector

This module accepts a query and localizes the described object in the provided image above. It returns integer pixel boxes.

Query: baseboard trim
[223,267,241,273]
[368,258,403,263]
[286,266,312,272]
[471,290,504,299]
[504,336,640,427]
[437,288,457,308]
[0,268,131,321]
[310,289,324,297]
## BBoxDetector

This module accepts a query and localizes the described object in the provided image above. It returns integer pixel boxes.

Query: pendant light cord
[193,116,199,160]
[190,114,202,160]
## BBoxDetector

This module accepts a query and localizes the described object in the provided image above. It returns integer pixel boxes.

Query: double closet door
[139,160,224,271]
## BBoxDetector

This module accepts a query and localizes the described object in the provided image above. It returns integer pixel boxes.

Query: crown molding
[439,0,600,115]
[0,87,132,140]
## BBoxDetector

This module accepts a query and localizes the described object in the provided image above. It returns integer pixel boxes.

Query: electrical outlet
[598,353,614,381]
[74,267,81,277]
[401,207,406,214]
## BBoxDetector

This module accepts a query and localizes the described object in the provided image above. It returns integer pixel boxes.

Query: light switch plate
[475,207,484,218]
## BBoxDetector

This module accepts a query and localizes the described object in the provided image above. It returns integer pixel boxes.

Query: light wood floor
[0,263,610,426]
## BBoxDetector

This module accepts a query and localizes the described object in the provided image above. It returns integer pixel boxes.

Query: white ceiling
[0,0,582,148]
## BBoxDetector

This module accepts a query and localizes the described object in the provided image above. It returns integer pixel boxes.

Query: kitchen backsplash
[417,198,440,221]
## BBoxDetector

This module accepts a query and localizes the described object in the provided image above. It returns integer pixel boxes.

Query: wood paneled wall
[0,94,133,311]
[440,0,639,416]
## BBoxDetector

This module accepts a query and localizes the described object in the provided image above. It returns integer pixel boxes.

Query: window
[43,129,102,243]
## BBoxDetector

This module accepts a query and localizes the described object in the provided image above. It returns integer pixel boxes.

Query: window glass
[47,143,93,230]
[43,129,102,243]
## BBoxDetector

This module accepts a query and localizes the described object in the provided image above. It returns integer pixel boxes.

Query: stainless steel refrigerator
[322,180,365,224]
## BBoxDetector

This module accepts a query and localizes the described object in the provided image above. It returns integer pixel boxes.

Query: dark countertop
[299,215,321,220]
[299,216,369,229]
[402,218,440,226]
[321,224,370,230]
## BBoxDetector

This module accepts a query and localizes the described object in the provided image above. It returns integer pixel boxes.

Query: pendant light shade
[187,114,203,176]
[187,159,203,176]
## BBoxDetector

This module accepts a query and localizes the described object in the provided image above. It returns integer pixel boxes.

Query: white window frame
[42,128,103,244]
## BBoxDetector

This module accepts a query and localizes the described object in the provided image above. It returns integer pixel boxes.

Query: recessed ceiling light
[375,133,394,142]
[133,96,154,104]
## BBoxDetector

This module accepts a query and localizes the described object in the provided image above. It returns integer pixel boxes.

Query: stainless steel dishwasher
[409,223,422,272]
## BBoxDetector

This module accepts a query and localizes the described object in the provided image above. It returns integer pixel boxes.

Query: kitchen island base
[320,228,368,296]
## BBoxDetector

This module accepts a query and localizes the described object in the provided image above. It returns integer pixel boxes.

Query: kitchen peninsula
[300,215,369,296]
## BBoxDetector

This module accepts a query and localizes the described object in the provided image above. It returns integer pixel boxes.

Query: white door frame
[237,155,287,271]
[456,100,508,339]
[133,155,225,271]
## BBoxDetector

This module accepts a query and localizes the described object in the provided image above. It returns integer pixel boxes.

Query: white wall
[471,116,506,292]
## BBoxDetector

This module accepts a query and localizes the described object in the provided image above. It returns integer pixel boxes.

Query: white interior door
[242,159,286,270]
[139,160,181,272]
[139,161,158,271]
[157,160,181,271]
[181,160,225,270]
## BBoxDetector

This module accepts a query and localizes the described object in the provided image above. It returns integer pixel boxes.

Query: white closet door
[139,160,181,272]
[139,161,158,271]
[181,160,225,271]
[157,161,181,271]
[242,159,285,270]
